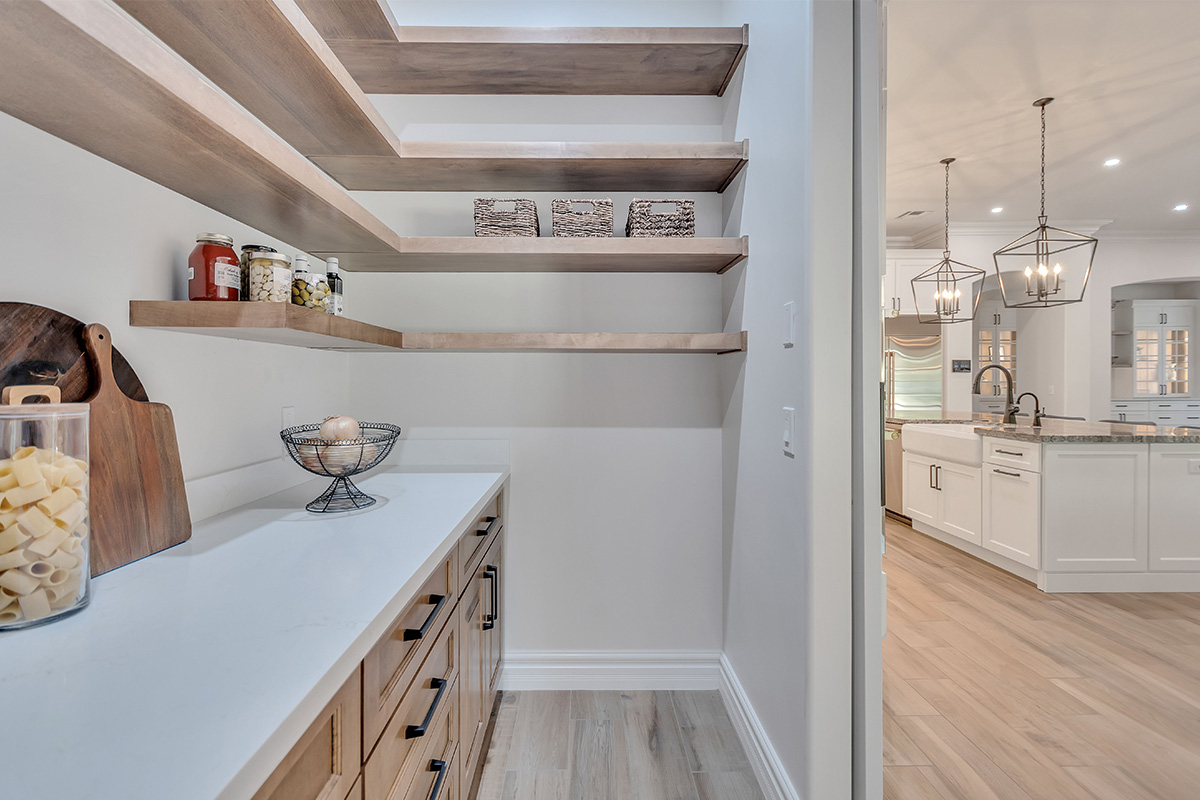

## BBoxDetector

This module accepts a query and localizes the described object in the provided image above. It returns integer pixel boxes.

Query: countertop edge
[215,470,509,800]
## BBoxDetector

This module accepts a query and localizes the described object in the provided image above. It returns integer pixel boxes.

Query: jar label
[188,266,195,280]
[273,265,292,286]
[327,294,344,316]
[214,261,240,290]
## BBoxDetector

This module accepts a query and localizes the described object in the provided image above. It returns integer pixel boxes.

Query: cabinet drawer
[984,438,1041,473]
[397,706,458,800]
[365,614,460,800]
[252,667,362,800]
[364,554,457,750]
[457,490,503,596]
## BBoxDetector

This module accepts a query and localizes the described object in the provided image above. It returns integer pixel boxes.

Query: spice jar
[188,233,240,301]
[240,244,275,301]
[291,255,328,311]
[247,251,292,302]
[325,257,344,317]
[0,385,90,631]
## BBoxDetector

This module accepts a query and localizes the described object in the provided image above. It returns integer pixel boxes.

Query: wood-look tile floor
[473,690,766,800]
[884,516,1200,800]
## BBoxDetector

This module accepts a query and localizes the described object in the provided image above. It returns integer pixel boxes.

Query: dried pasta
[0,445,87,626]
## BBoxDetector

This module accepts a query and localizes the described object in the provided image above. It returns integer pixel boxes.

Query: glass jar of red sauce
[188,233,241,301]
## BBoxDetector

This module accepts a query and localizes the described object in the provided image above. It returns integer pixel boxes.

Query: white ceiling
[887,0,1200,237]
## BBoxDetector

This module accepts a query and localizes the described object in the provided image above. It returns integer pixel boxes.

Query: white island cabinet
[899,418,1200,592]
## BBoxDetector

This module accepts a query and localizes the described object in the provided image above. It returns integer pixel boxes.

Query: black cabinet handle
[403,594,447,641]
[405,677,448,739]
[482,565,498,630]
[993,468,1022,477]
[476,516,500,537]
[426,759,448,800]
[995,449,1023,457]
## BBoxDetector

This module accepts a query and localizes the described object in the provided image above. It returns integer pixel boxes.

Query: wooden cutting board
[83,324,191,575]
[0,302,147,402]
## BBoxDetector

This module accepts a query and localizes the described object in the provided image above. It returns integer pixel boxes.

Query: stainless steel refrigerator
[884,331,942,418]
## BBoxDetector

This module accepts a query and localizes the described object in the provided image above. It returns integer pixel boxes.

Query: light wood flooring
[473,690,766,800]
[884,516,1200,800]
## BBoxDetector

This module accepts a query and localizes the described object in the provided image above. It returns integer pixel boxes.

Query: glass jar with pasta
[0,385,90,630]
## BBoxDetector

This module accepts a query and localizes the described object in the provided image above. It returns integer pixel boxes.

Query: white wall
[0,110,347,514]
[348,0,732,660]
[718,1,855,797]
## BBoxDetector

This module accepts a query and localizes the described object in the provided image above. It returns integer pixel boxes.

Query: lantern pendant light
[911,158,986,324]
[992,97,1097,308]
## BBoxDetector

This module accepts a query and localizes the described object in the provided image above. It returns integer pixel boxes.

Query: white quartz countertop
[0,468,507,800]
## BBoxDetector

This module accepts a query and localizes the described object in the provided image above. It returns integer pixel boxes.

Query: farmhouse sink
[902,423,983,466]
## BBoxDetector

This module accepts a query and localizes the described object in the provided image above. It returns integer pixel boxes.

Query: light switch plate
[783,301,796,347]
[1188,459,1200,475]
[783,407,795,454]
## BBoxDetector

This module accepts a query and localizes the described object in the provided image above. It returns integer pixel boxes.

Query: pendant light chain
[1040,102,1047,218]
[944,158,951,252]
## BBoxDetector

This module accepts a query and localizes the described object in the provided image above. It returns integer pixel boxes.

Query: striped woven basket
[551,198,614,237]
[625,199,696,238]
[474,198,540,237]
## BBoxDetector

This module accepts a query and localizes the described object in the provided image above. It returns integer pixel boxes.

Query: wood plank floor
[474,691,766,800]
[883,516,1200,800]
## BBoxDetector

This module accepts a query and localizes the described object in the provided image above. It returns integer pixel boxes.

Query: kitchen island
[902,419,1200,592]
[0,468,508,800]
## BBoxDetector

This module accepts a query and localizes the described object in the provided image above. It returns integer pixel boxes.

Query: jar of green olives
[291,255,328,311]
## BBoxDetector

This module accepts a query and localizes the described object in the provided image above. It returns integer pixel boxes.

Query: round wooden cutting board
[0,302,148,402]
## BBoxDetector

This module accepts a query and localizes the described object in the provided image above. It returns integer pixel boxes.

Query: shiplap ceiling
[887,0,1200,237]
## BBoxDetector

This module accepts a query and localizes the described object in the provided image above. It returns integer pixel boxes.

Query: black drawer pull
[402,594,447,642]
[995,449,1024,457]
[405,677,448,739]
[475,516,501,537]
[993,468,1022,477]
[483,565,498,630]
[426,759,448,800]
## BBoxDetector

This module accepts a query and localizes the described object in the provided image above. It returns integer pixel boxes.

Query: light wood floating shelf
[130,301,405,352]
[130,303,747,354]
[311,236,750,274]
[298,6,749,97]
[0,0,405,268]
[312,141,750,193]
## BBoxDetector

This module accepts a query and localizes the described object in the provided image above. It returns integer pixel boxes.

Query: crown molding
[1095,230,1200,243]
[944,219,1114,239]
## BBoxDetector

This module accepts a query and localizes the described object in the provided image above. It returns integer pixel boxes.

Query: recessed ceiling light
[1104,158,1121,167]
[991,207,1003,214]
[1175,203,1189,211]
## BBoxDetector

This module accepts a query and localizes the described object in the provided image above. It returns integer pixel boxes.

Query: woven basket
[474,198,540,237]
[625,199,696,238]
[551,198,614,237]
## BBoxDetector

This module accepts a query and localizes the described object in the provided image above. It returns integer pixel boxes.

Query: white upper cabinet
[884,250,942,318]
[1114,300,1195,398]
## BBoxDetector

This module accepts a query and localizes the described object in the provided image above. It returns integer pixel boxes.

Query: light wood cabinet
[251,667,362,800]
[982,465,1041,569]
[253,485,506,800]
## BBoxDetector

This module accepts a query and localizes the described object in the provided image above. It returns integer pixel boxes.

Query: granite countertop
[886,411,1000,426]
[975,419,1200,444]
[0,469,508,800]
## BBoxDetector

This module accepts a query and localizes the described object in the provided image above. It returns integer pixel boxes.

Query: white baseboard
[1040,571,1200,592]
[718,655,801,800]
[499,650,721,691]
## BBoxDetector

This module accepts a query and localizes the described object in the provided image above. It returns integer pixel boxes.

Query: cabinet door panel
[483,537,503,694]
[983,466,1040,568]
[1149,445,1200,571]
[903,453,938,526]
[1163,304,1195,328]
[1133,304,1161,328]
[937,462,982,545]
[457,567,488,792]
[893,258,931,316]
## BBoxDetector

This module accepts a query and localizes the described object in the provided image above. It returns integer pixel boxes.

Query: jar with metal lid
[188,233,240,301]
[291,255,328,311]
[240,244,275,301]
[0,385,90,630]
[247,251,292,302]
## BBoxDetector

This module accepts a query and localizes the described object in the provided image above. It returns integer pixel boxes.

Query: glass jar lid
[241,244,275,253]
[196,233,234,246]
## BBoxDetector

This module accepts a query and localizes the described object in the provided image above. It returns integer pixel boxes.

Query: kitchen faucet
[973,364,1019,424]
[1015,391,1045,427]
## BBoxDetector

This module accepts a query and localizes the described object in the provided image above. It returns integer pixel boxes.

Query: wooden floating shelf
[0,0,405,268]
[310,236,750,274]
[298,9,750,97]
[312,140,750,193]
[130,302,747,354]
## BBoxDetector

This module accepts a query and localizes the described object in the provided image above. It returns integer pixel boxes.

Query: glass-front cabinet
[974,301,1018,411]
[1122,301,1193,398]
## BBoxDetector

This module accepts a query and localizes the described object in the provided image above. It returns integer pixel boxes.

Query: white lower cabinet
[1149,444,1200,571]
[1042,444,1148,573]
[903,452,981,545]
[982,464,1040,568]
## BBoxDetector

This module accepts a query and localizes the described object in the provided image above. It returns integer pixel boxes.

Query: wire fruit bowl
[281,422,401,512]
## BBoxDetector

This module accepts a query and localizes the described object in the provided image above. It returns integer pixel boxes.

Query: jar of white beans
[0,387,90,630]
